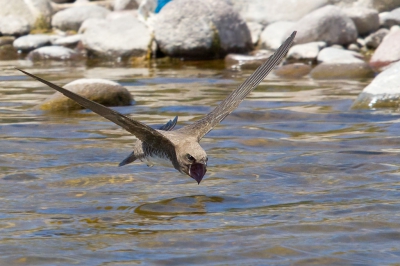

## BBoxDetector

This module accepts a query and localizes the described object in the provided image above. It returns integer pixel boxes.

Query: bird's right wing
[16,68,178,163]
[178,31,296,140]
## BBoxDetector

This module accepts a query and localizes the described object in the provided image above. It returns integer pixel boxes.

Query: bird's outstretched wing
[16,68,178,162]
[178,31,296,140]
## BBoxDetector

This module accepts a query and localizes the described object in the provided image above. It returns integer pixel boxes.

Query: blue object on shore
[155,0,172,13]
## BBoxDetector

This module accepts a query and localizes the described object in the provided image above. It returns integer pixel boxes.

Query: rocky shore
[2,0,400,110]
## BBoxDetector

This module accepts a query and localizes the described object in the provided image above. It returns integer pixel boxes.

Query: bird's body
[17,31,296,184]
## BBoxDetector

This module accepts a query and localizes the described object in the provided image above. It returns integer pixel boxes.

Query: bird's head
[176,142,207,184]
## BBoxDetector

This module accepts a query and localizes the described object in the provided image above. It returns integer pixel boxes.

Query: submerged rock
[370,26,400,69]
[13,34,57,53]
[27,46,81,61]
[273,63,312,78]
[311,63,374,79]
[52,5,111,32]
[154,0,252,59]
[37,79,132,111]
[81,16,151,59]
[352,61,400,109]
[0,15,30,36]
[289,5,357,45]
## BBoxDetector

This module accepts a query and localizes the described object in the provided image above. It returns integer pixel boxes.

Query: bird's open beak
[189,163,207,184]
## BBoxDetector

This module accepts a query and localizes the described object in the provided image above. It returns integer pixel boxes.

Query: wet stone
[225,50,274,70]
[0,36,15,46]
[27,46,81,61]
[13,34,58,53]
[37,78,133,111]
[310,62,374,79]
[287,41,326,62]
[274,63,312,78]
[0,45,18,60]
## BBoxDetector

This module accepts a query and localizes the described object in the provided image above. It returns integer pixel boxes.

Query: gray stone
[154,0,252,59]
[37,78,132,111]
[0,16,30,36]
[53,34,82,48]
[273,63,312,78]
[317,47,365,64]
[370,26,400,69]
[343,7,379,35]
[311,62,374,79]
[365,28,389,48]
[13,34,58,52]
[113,0,138,11]
[225,50,274,70]
[27,46,81,61]
[330,0,400,12]
[287,42,326,61]
[247,22,263,45]
[232,0,328,25]
[81,16,151,59]
[379,7,400,28]
[288,5,358,45]
[352,61,400,109]
[0,0,53,27]
[259,21,295,50]
[52,5,111,32]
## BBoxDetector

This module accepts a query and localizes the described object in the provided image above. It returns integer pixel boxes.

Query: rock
[370,26,400,69]
[379,8,400,28]
[232,0,328,25]
[311,62,374,79]
[365,28,389,48]
[0,45,18,60]
[317,47,365,64]
[52,34,82,48]
[3,173,39,181]
[37,79,132,111]
[0,16,30,36]
[348,43,361,52]
[52,5,111,32]
[359,0,400,12]
[27,46,81,61]
[0,36,15,46]
[81,16,151,59]
[273,63,312,78]
[352,61,400,109]
[138,0,157,21]
[106,10,137,20]
[288,5,357,45]
[225,50,274,70]
[343,7,379,36]
[13,34,57,52]
[0,0,53,28]
[287,42,326,61]
[247,22,263,45]
[259,21,295,50]
[154,0,252,59]
[113,0,138,11]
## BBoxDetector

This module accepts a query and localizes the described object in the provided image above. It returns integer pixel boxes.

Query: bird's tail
[119,151,137,166]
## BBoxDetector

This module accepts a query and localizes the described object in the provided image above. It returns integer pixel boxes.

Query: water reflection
[1,62,400,265]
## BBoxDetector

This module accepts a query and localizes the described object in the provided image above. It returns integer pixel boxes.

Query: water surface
[1,60,400,265]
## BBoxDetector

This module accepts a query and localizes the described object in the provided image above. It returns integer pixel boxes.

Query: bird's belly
[141,154,174,168]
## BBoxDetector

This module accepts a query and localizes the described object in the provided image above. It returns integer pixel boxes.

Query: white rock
[287,42,326,61]
[259,21,295,50]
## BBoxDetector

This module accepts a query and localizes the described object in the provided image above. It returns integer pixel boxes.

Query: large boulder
[288,5,358,45]
[0,0,53,28]
[153,0,252,59]
[37,79,133,111]
[369,26,400,69]
[52,5,111,32]
[232,0,328,25]
[259,21,295,50]
[352,61,400,109]
[0,16,30,36]
[343,7,379,35]
[81,16,151,59]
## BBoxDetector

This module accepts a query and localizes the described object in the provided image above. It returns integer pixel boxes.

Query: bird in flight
[17,31,296,184]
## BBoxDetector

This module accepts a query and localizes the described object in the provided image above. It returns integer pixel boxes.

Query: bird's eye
[187,154,195,161]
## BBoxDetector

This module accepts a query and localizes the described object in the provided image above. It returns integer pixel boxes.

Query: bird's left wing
[16,68,178,163]
[178,31,296,140]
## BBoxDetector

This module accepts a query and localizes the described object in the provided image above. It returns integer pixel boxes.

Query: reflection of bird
[17,31,296,185]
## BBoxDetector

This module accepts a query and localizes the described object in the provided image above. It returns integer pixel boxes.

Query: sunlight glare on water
[1,61,400,265]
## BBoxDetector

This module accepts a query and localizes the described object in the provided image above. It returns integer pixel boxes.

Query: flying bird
[16,31,296,184]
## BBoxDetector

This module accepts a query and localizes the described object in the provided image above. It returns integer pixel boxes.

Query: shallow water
[1,60,400,265]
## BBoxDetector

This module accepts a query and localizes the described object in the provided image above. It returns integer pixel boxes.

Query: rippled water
[1,60,400,265]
